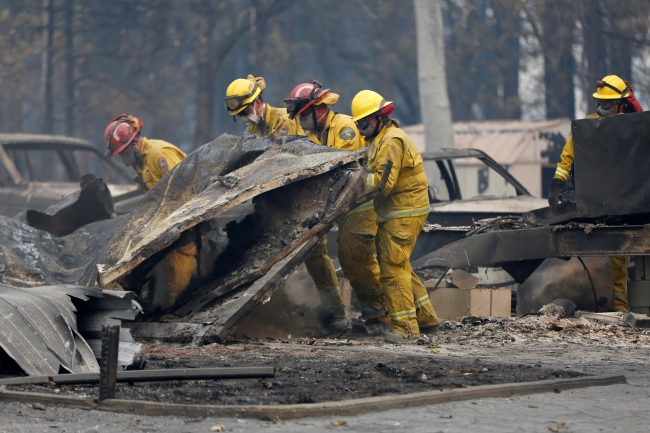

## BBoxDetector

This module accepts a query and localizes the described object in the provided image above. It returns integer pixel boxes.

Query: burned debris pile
[0,132,371,377]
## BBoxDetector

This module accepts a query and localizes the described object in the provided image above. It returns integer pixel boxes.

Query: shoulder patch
[339,126,356,140]
[157,157,169,173]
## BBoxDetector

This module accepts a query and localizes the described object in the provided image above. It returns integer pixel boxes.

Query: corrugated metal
[0,285,141,376]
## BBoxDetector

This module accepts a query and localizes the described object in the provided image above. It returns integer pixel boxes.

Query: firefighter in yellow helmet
[351,90,440,342]
[223,75,303,137]
[548,75,644,312]
[283,80,385,330]
[104,114,195,308]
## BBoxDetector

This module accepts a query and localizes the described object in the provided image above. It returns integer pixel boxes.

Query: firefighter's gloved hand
[548,178,566,208]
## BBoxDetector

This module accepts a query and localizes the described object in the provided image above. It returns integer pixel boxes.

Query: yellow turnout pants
[164,242,198,308]
[612,256,629,312]
[376,215,440,338]
[338,208,383,310]
[305,236,345,317]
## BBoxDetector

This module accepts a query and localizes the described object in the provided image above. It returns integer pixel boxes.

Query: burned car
[0,134,139,217]
[406,148,547,259]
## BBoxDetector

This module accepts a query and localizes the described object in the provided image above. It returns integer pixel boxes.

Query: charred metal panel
[0,215,125,287]
[85,136,366,290]
[523,202,583,225]
[573,111,650,218]
[25,175,114,236]
[412,225,650,283]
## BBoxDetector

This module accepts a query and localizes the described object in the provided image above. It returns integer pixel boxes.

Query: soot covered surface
[8,343,585,405]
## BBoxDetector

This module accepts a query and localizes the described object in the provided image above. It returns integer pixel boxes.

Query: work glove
[547,177,566,208]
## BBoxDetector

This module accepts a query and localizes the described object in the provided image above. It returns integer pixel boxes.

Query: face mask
[299,112,316,131]
[241,105,262,126]
[596,104,614,117]
[120,149,137,166]
[358,117,380,138]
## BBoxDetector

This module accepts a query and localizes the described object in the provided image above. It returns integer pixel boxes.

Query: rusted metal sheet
[76,133,279,288]
[412,225,650,282]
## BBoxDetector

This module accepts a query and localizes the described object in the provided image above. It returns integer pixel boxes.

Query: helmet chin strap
[312,106,318,132]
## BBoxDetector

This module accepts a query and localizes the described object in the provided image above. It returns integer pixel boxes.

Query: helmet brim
[352,100,393,122]
[109,135,137,157]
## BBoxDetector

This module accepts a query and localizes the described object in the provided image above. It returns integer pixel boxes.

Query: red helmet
[283,80,330,119]
[104,114,143,157]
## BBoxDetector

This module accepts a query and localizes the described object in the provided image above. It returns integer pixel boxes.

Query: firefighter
[284,81,386,327]
[104,114,186,191]
[223,75,303,137]
[548,75,644,312]
[104,114,195,308]
[350,90,441,342]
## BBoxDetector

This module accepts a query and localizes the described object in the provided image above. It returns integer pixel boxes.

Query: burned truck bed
[413,111,650,314]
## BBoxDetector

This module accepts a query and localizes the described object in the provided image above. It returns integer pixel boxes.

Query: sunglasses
[222,83,259,112]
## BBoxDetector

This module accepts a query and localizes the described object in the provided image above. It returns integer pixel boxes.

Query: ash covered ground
[6,342,582,405]
[4,307,650,432]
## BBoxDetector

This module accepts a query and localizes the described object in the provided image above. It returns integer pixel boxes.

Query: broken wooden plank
[578,312,624,323]
[0,367,275,386]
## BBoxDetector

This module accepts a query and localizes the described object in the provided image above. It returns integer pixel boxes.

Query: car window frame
[0,141,133,184]
[422,148,531,200]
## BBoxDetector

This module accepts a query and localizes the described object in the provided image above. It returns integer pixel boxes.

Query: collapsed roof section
[83,134,366,292]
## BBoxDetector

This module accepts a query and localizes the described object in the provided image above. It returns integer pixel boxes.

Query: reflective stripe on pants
[376,215,440,338]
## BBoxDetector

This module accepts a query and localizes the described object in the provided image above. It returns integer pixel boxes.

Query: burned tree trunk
[65,0,75,137]
[414,0,453,151]
[40,0,54,134]
[541,1,576,119]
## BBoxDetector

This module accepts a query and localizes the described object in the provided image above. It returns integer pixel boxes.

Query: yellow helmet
[593,75,632,100]
[223,75,265,115]
[351,90,393,121]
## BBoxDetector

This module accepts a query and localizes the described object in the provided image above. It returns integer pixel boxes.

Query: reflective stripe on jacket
[366,125,429,223]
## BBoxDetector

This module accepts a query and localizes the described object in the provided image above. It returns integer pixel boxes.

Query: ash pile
[0,133,369,376]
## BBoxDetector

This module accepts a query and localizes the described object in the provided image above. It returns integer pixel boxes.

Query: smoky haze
[1,0,649,153]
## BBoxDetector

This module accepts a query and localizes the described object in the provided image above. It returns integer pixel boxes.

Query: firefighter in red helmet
[104,114,186,191]
[284,81,386,331]
[104,114,194,308]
